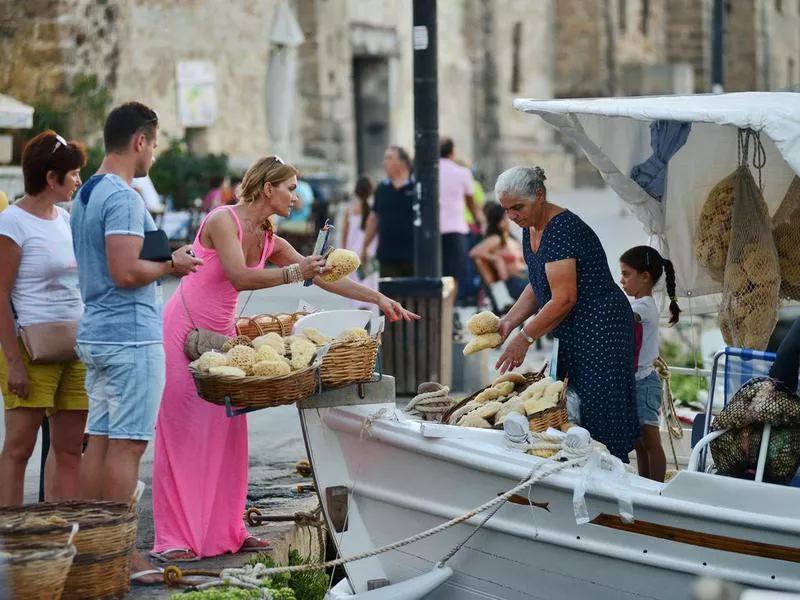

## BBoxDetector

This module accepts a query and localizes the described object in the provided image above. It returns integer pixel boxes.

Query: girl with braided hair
[619,245,680,482]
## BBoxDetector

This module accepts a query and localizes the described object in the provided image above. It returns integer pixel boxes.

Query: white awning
[0,94,34,129]
[514,92,800,297]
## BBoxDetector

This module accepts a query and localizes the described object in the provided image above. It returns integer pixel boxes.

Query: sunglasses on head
[269,155,284,166]
[50,133,68,155]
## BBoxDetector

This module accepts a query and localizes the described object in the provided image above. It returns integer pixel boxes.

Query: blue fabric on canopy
[630,120,692,201]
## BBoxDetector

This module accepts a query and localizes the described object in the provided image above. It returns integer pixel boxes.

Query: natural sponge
[209,365,246,377]
[221,335,253,353]
[336,328,369,343]
[226,344,256,375]
[289,338,317,370]
[255,345,284,364]
[463,333,502,356]
[253,360,291,378]
[253,332,285,356]
[466,311,500,336]
[303,328,331,346]
[321,248,360,282]
[191,351,228,372]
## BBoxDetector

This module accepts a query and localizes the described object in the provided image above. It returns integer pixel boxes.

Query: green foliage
[27,102,69,138]
[172,589,262,599]
[285,550,328,600]
[149,137,229,210]
[80,143,104,181]
[660,338,707,403]
[25,73,110,141]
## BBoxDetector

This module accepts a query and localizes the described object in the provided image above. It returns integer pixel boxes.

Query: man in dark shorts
[362,145,415,278]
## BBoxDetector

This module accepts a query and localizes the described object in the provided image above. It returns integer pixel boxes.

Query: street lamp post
[412,0,441,278]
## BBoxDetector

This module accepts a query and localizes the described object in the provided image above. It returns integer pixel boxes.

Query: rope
[164,456,586,589]
[653,357,684,440]
[404,386,455,421]
[359,407,398,440]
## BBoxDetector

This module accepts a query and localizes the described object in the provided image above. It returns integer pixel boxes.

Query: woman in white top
[341,176,379,308]
[619,245,681,483]
[0,131,88,505]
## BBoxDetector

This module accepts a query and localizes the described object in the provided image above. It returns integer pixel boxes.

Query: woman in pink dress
[341,176,378,309]
[151,156,419,561]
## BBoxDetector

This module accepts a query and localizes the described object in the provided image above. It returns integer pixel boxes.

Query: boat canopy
[514,92,800,298]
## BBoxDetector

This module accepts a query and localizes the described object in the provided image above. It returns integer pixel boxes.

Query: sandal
[131,568,164,586]
[149,548,200,562]
[239,536,271,552]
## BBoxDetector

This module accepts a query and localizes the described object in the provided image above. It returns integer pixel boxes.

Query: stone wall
[554,0,610,98]
[665,0,710,92]
[0,0,67,106]
[758,0,800,90]
[725,0,758,91]
[616,0,666,67]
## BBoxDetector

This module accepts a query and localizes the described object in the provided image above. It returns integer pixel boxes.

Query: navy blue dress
[522,211,639,460]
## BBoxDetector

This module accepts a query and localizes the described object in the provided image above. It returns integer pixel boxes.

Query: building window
[775,0,782,12]
[619,0,627,31]
[790,58,796,86]
[511,21,522,93]
[641,0,650,34]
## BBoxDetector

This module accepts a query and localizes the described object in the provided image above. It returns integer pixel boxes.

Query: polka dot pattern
[523,211,640,460]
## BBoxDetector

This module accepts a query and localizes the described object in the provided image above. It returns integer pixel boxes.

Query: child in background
[619,246,681,482]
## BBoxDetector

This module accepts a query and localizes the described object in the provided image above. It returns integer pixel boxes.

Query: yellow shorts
[0,339,88,414]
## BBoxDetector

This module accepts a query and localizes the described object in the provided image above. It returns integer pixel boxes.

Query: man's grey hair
[494,166,548,201]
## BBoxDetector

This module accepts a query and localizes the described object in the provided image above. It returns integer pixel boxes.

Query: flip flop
[238,536,271,552]
[131,568,164,587]
[149,548,200,562]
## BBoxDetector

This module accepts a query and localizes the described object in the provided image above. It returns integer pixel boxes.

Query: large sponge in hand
[321,249,360,282]
[463,333,502,356]
[466,311,500,336]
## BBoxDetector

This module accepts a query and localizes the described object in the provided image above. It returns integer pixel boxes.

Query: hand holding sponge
[463,311,502,356]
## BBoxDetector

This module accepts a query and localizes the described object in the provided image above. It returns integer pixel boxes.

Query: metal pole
[412,0,441,278]
[711,0,725,93]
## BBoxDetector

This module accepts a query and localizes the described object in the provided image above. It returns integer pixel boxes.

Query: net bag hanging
[718,130,780,350]
[772,176,800,301]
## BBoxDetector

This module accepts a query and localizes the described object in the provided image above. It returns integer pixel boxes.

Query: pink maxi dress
[152,206,275,558]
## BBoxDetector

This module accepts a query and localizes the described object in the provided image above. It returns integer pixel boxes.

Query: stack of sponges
[519,377,564,416]
[463,311,502,356]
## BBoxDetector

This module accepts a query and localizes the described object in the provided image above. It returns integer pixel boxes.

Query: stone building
[1,0,796,193]
[0,0,573,191]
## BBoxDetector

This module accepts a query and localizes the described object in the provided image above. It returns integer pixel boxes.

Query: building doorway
[353,56,390,179]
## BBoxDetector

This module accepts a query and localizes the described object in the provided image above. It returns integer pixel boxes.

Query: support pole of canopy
[711,0,726,93]
[412,0,441,278]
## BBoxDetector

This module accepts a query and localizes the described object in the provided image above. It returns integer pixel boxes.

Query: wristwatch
[519,328,535,345]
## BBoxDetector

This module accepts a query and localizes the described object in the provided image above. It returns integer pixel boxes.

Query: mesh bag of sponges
[717,164,780,350]
[772,176,800,301]
[710,377,800,485]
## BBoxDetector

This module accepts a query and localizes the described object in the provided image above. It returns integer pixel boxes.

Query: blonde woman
[151,155,418,561]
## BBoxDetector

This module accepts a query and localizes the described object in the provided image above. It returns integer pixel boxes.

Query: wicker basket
[235,312,308,339]
[190,362,319,408]
[320,337,380,388]
[443,367,548,425]
[1,542,76,600]
[527,378,569,433]
[0,501,137,600]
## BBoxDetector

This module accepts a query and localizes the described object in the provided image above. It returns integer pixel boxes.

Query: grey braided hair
[494,166,547,201]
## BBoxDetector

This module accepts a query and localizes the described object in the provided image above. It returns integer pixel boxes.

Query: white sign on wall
[176,60,218,127]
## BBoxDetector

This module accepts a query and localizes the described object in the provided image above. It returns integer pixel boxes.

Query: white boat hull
[300,378,800,600]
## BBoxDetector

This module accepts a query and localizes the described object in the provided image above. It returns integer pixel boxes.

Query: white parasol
[266,0,305,158]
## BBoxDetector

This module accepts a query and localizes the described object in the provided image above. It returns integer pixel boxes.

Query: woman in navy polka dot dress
[493,166,640,460]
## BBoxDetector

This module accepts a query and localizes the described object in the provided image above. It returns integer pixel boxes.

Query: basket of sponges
[299,325,381,389]
[189,332,320,408]
[443,365,568,433]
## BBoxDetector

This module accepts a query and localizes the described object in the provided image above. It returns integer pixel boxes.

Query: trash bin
[378,277,456,395]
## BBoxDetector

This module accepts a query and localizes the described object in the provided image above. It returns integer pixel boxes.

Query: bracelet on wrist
[519,328,535,345]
